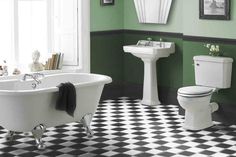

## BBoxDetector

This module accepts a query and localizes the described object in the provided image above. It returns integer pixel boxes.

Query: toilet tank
[193,55,233,89]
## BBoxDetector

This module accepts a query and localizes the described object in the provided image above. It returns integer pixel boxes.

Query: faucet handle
[22,74,31,81]
[159,38,164,47]
[33,73,45,78]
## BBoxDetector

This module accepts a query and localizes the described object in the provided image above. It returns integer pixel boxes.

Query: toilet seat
[178,86,213,98]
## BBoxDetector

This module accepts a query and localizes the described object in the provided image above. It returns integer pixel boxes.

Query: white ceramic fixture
[134,0,172,24]
[0,73,112,149]
[123,40,175,106]
[177,55,233,130]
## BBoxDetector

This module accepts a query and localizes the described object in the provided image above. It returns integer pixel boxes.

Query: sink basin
[123,40,175,106]
[123,41,175,60]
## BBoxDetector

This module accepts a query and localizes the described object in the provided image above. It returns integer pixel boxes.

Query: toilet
[177,55,233,131]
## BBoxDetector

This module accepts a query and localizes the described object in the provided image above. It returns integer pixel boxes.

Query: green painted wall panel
[183,0,236,39]
[91,0,236,38]
[90,0,236,105]
[90,0,124,31]
[91,34,124,84]
[91,32,236,104]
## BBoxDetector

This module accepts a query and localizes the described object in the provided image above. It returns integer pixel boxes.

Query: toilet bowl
[177,55,233,131]
[177,86,219,130]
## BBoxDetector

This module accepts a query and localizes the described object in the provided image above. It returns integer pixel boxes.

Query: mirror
[134,0,172,24]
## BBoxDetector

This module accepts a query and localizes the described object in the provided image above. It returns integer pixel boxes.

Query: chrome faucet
[159,38,163,47]
[145,37,153,46]
[22,73,44,84]
[33,73,45,79]
[22,74,34,81]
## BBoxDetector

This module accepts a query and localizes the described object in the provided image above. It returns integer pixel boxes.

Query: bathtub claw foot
[37,142,46,150]
[32,124,46,150]
[81,113,94,137]
[5,131,14,141]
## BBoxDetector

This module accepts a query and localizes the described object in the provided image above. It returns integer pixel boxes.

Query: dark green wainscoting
[91,31,125,98]
[91,32,124,83]
[91,30,183,103]
[91,30,236,124]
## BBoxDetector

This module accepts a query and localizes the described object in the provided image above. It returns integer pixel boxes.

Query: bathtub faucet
[33,73,45,79]
[22,74,34,81]
[22,73,44,85]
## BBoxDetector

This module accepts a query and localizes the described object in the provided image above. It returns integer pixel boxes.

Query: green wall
[91,33,124,84]
[123,0,236,39]
[183,0,236,38]
[90,0,124,31]
[91,0,236,38]
[90,0,124,84]
[90,0,236,105]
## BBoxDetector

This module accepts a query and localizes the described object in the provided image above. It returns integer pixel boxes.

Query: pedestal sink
[123,40,175,106]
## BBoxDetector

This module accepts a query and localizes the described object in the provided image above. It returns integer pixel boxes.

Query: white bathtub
[0,73,111,149]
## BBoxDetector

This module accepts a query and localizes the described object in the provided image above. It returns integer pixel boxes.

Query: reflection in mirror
[134,0,172,24]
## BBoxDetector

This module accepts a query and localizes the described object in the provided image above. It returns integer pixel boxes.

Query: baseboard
[100,83,123,100]
[123,83,143,99]
[213,103,236,125]
[101,83,179,105]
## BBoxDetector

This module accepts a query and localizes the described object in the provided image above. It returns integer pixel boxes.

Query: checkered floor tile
[0,97,236,157]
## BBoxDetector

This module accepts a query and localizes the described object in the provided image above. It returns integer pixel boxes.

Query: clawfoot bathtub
[0,73,112,149]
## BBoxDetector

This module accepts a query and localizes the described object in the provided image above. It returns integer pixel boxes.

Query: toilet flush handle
[192,63,200,66]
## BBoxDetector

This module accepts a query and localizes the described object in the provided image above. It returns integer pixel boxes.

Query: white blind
[18,0,48,67]
[0,0,14,65]
[51,0,78,65]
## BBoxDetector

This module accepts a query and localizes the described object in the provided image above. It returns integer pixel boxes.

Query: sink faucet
[145,38,153,46]
[159,38,165,48]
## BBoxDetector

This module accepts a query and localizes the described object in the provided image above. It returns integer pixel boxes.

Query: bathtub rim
[0,73,112,95]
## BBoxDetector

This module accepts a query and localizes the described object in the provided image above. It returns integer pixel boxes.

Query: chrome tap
[145,37,153,46]
[33,73,45,79]
[22,74,34,81]
[22,73,44,84]
[159,38,163,47]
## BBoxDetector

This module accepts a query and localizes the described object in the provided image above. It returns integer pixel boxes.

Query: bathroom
[0,0,236,156]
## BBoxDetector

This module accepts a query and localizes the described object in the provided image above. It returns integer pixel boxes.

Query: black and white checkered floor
[0,97,236,157]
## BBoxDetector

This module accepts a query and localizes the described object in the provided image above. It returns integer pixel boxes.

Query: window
[0,0,89,73]
[18,0,48,67]
[0,0,13,66]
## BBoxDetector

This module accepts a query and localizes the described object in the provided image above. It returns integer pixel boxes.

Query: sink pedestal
[123,40,175,106]
[141,59,161,106]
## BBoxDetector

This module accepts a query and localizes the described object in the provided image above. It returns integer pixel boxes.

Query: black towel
[56,82,76,117]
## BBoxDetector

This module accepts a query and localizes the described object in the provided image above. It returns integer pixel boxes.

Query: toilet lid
[178,86,213,96]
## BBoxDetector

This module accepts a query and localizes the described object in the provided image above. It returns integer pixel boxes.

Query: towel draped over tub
[56,82,76,117]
